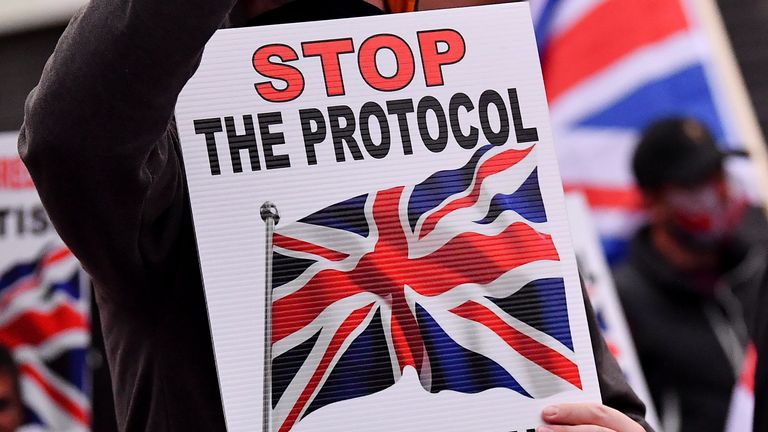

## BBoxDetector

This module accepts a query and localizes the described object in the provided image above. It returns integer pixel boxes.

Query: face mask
[664,179,747,249]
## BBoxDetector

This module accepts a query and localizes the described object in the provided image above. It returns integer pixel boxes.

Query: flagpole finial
[260,201,280,226]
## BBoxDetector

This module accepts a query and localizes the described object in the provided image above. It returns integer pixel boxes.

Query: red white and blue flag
[530,0,752,261]
[0,133,90,432]
[271,143,582,431]
[0,246,89,431]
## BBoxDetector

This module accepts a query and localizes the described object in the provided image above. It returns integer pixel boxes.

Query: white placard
[175,5,600,431]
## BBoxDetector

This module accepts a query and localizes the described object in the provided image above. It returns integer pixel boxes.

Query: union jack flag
[530,0,747,261]
[0,246,90,431]
[271,143,581,431]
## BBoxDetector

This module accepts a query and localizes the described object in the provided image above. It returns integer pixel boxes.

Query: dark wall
[0,27,64,131]
[717,0,768,137]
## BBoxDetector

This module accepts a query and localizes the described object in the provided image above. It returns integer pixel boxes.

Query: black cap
[632,117,726,192]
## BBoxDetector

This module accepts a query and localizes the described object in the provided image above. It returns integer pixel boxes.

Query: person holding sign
[18,0,650,430]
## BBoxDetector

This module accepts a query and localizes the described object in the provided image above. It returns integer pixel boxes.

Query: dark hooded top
[614,212,768,432]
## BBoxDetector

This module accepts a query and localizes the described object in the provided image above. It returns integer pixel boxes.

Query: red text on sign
[252,29,466,102]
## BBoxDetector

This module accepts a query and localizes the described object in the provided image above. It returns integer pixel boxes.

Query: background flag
[530,0,766,262]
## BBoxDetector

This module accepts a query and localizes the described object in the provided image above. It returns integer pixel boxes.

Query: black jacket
[19,0,651,430]
[615,217,767,432]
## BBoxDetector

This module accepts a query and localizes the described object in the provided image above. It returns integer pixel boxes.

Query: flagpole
[261,202,280,432]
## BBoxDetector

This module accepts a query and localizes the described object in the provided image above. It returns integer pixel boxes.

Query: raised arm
[18,0,238,294]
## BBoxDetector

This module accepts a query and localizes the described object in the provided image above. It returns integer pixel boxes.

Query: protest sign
[564,193,660,431]
[175,4,600,431]
[0,132,90,431]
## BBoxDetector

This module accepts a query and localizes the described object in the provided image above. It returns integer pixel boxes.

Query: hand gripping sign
[175,4,601,432]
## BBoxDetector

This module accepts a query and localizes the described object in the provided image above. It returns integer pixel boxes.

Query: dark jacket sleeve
[18,0,238,301]
[584,287,654,431]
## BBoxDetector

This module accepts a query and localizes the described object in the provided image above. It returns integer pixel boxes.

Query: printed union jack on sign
[271,143,582,431]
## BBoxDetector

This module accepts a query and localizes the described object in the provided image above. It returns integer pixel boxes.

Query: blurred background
[1,0,767,431]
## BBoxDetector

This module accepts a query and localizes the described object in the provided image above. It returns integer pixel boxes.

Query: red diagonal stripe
[543,0,689,102]
[451,301,582,390]
[410,222,559,296]
[419,147,533,239]
[272,272,363,343]
[20,363,90,426]
[278,304,373,432]
[42,248,72,267]
[0,304,87,349]
[1,248,74,309]
[274,234,349,262]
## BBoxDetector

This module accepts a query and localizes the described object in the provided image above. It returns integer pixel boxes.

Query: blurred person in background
[18,0,651,430]
[615,117,768,432]
[0,346,23,432]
